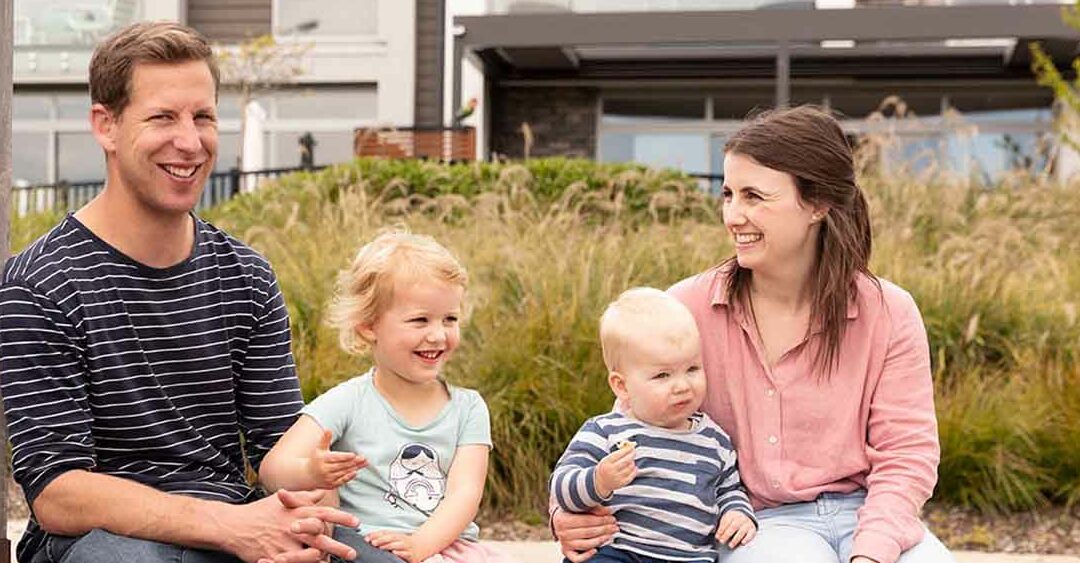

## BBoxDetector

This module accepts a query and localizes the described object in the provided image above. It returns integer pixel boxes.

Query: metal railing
[11,165,326,217]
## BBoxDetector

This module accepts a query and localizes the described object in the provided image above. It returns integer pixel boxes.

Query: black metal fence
[12,165,326,217]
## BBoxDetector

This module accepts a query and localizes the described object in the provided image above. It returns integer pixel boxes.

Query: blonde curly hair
[326,230,468,355]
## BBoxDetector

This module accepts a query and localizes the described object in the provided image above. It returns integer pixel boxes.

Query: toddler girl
[261,231,513,563]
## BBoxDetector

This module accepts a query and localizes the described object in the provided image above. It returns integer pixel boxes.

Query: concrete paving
[485,541,1080,563]
[5,520,1078,562]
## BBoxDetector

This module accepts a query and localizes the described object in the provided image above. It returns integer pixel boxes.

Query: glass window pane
[215,133,244,172]
[598,132,634,162]
[276,0,377,36]
[56,92,93,119]
[271,87,378,120]
[12,132,50,185]
[13,94,52,119]
[599,132,709,174]
[602,97,705,124]
[57,133,105,183]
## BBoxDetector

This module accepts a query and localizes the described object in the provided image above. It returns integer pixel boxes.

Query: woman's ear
[810,206,830,224]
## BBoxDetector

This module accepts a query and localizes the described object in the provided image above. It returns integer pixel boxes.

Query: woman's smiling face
[721,152,825,275]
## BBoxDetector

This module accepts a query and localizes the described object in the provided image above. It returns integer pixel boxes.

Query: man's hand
[714,510,756,549]
[366,530,429,563]
[308,430,367,489]
[594,445,636,498]
[224,489,357,563]
[552,505,618,563]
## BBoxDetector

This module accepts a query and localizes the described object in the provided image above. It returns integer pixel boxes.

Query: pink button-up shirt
[669,267,940,563]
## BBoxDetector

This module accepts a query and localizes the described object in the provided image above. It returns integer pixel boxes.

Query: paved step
[485,541,1080,563]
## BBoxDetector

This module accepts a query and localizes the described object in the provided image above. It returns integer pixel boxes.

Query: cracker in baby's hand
[616,439,636,450]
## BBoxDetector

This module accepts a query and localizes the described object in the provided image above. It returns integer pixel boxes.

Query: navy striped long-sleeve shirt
[0,214,304,562]
[551,412,756,563]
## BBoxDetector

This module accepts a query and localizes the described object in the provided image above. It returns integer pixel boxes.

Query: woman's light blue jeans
[717,491,955,563]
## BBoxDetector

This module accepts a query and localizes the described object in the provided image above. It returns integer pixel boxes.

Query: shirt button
[766,388,775,397]
[768,435,778,445]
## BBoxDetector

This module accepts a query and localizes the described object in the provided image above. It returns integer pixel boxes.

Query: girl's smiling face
[362,277,464,387]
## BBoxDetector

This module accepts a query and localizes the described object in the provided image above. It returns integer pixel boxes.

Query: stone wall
[490,87,598,159]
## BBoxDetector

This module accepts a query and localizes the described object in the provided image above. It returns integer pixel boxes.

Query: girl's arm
[370,444,489,562]
[259,415,366,492]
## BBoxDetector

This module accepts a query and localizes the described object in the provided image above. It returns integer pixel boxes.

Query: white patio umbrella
[241,100,268,193]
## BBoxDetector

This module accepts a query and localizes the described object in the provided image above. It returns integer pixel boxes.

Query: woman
[552,106,954,563]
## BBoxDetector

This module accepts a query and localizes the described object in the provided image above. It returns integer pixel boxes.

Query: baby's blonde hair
[326,229,468,355]
[599,287,699,373]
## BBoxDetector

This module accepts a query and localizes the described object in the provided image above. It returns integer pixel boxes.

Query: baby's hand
[308,429,367,489]
[595,442,637,498]
[715,510,756,549]
[366,530,422,563]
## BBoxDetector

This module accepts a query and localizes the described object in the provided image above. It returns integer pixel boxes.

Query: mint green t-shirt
[301,369,492,539]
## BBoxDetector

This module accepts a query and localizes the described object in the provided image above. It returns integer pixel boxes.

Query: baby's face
[615,328,705,430]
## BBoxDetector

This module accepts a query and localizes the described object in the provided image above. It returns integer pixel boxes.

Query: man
[0,22,357,563]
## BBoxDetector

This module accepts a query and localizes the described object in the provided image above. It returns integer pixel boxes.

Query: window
[14,0,137,46]
[599,132,710,174]
[12,133,50,185]
[56,92,92,119]
[57,133,105,183]
[13,94,52,119]
[275,0,377,38]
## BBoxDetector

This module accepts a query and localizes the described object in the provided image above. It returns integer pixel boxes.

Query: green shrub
[10,157,1080,517]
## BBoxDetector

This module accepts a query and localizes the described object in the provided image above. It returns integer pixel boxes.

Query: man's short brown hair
[89,21,220,116]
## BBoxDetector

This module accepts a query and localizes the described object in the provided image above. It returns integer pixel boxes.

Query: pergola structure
[452,4,1080,126]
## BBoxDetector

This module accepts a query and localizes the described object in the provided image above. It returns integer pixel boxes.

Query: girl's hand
[366,530,423,563]
[714,510,756,548]
[595,444,637,497]
[308,430,367,489]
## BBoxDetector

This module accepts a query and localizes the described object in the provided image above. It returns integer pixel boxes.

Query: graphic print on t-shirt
[385,442,446,513]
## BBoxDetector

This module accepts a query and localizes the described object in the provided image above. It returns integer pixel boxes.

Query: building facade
[11,0,445,186]
[454,0,1077,181]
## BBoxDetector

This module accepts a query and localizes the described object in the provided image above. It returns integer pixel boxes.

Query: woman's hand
[552,505,618,562]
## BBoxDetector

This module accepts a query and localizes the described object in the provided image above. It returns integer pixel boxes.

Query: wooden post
[775,40,790,109]
[1,0,15,557]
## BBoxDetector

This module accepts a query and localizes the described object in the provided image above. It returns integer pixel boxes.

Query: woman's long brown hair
[723,105,876,379]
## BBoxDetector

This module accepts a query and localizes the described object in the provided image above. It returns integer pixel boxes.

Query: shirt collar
[709,265,861,321]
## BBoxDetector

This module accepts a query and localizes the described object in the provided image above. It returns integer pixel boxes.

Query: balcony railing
[11,166,325,217]
[353,127,477,162]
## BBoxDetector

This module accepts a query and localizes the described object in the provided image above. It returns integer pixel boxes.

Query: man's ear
[90,103,118,154]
